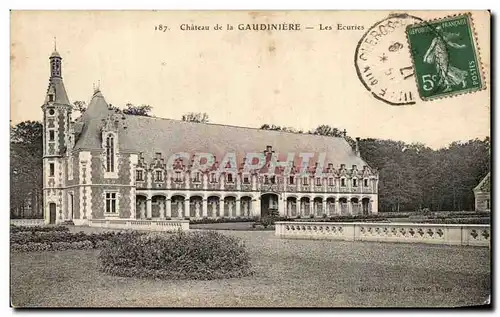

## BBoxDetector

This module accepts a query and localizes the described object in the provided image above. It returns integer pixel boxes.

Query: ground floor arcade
[133,190,378,219]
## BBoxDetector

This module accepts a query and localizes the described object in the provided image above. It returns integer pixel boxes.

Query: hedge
[10,225,69,234]
[10,230,143,252]
[99,230,254,280]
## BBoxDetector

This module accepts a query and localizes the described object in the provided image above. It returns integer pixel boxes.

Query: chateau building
[474,172,490,212]
[42,49,379,225]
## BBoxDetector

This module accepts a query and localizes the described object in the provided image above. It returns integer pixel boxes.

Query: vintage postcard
[10,10,491,308]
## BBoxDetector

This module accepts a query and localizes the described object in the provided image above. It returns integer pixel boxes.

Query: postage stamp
[406,13,485,100]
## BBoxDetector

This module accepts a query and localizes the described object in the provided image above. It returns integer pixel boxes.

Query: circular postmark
[355,14,424,106]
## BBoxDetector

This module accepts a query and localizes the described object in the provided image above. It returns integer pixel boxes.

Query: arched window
[106,134,115,172]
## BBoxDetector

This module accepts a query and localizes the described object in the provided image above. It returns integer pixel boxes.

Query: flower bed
[99,230,254,280]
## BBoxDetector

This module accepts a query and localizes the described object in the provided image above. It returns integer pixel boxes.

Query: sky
[10,10,490,149]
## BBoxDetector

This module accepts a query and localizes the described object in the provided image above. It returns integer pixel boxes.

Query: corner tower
[42,45,72,224]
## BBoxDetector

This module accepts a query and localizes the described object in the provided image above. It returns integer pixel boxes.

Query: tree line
[10,109,490,217]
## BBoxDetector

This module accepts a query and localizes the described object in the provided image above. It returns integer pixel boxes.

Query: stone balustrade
[89,219,189,232]
[10,219,45,227]
[275,222,490,247]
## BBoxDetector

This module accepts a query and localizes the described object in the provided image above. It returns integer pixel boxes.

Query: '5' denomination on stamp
[406,13,485,101]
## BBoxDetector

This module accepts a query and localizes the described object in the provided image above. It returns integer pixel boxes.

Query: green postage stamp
[406,13,484,100]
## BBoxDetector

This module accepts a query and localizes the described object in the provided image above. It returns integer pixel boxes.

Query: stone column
[166,198,171,218]
[348,198,353,215]
[159,198,165,219]
[309,200,313,216]
[252,197,260,218]
[371,195,378,214]
[335,199,341,215]
[146,198,152,219]
[322,200,327,216]
[219,198,225,217]
[140,200,146,219]
[177,200,183,218]
[278,196,286,217]
[236,199,241,217]
[184,198,190,218]
[195,201,201,218]
[202,198,208,217]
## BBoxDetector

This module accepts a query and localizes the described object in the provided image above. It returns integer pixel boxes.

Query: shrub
[10,225,69,234]
[99,230,253,280]
[10,230,143,251]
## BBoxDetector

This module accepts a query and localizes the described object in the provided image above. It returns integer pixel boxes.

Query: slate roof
[74,91,370,169]
[474,172,491,193]
[47,77,70,105]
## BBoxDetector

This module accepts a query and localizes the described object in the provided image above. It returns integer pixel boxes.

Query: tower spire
[54,37,57,51]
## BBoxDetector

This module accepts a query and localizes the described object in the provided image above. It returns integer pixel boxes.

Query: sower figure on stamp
[423,25,468,92]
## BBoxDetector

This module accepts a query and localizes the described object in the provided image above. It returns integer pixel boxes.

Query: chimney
[355,137,360,156]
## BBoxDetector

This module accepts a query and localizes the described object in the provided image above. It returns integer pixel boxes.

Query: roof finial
[54,36,57,51]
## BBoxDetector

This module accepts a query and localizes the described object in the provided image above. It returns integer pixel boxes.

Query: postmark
[406,13,485,100]
[355,14,424,106]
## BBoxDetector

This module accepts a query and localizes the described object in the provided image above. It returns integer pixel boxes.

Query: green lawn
[10,230,490,307]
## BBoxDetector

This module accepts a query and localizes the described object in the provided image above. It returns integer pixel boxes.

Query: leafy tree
[73,101,153,117]
[123,103,152,116]
[10,121,43,218]
[182,112,209,123]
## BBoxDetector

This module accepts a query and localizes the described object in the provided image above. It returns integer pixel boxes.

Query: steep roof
[47,77,70,105]
[74,91,369,169]
[474,172,490,193]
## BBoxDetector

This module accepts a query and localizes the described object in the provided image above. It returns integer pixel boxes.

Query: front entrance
[49,203,56,224]
[260,193,279,218]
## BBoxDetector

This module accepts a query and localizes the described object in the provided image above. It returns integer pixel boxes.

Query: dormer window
[289,176,295,185]
[270,176,276,184]
[316,178,321,186]
[243,175,250,184]
[353,178,358,187]
[48,94,54,102]
[364,179,369,187]
[328,177,334,186]
[341,178,346,187]
[264,175,269,184]
[210,173,217,183]
[227,173,233,183]
[193,172,201,183]
[155,170,163,182]
[302,177,309,186]
[136,170,144,181]
[174,171,182,182]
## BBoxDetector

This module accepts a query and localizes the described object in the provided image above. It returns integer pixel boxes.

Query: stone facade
[42,50,379,224]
